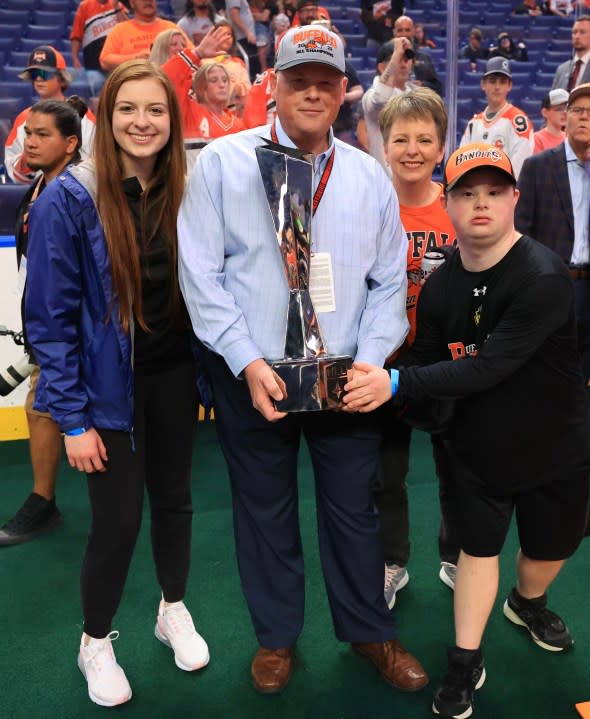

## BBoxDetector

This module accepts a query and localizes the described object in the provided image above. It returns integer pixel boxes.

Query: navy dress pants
[205,352,396,649]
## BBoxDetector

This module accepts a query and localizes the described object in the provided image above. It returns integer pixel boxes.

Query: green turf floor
[1,424,588,718]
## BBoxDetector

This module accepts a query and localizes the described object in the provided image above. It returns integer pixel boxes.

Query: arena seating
[0,0,577,172]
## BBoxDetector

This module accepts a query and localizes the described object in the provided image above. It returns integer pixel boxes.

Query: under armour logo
[473,286,487,297]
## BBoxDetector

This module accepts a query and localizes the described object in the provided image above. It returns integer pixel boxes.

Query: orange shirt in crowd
[533,128,565,154]
[100,17,188,69]
[242,70,275,129]
[186,104,245,139]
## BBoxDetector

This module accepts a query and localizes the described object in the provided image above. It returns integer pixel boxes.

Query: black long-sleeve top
[397,236,590,492]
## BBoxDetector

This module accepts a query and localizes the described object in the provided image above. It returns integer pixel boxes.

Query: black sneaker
[503,587,573,651]
[0,493,62,547]
[432,646,486,719]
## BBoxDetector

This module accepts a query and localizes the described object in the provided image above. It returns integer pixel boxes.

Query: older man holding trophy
[178,24,425,694]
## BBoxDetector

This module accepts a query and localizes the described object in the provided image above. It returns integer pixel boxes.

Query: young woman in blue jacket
[25,60,209,707]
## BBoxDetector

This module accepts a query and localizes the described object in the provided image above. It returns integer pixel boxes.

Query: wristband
[390,368,399,397]
[65,427,86,437]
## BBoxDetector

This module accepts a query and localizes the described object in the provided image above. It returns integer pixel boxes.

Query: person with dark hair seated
[489,31,528,62]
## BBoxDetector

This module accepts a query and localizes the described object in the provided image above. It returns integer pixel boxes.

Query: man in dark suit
[552,15,590,91]
[515,82,590,379]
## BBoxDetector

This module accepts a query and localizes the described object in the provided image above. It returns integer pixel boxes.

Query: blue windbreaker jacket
[25,160,134,434]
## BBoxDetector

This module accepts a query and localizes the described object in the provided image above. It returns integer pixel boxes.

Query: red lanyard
[270,124,335,216]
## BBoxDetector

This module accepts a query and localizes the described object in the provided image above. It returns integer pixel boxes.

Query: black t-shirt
[398,236,590,492]
[123,178,192,373]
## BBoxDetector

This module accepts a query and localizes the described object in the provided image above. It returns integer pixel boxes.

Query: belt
[569,265,590,280]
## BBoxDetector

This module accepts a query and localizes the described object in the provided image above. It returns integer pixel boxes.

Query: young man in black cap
[4,45,95,183]
[344,142,589,718]
[459,56,533,178]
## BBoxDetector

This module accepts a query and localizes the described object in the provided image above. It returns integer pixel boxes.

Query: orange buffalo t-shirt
[401,186,456,346]
[100,18,186,68]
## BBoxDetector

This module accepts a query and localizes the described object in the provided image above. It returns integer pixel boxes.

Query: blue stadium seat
[18,38,65,53]
[356,69,374,90]
[0,36,18,54]
[482,11,511,28]
[32,10,68,28]
[38,0,73,9]
[68,80,92,101]
[3,0,39,9]
[1,66,27,83]
[535,70,557,88]
[0,82,34,106]
[9,51,38,68]
[347,56,363,71]
[25,25,67,43]
[333,18,357,34]
[343,34,367,48]
[457,85,482,103]
[0,9,32,26]
[0,98,23,120]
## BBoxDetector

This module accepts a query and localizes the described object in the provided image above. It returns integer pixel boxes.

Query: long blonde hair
[94,59,186,332]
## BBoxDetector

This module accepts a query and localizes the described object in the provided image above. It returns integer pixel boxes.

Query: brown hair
[94,59,186,332]
[192,62,230,104]
[379,86,448,145]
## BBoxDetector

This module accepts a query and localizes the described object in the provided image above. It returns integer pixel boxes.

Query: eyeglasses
[568,106,590,117]
[30,69,56,81]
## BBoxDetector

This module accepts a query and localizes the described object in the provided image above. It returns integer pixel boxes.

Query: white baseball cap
[274,24,345,74]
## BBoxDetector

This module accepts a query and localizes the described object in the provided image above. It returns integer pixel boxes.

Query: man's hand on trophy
[244,358,288,422]
[341,361,392,413]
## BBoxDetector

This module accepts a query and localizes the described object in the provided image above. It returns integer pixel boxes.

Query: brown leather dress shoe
[352,639,428,691]
[251,647,293,693]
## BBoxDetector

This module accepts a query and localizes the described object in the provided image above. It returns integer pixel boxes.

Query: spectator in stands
[552,15,590,91]
[513,0,543,14]
[70,0,128,98]
[99,0,187,71]
[202,20,251,116]
[271,12,290,55]
[225,0,259,80]
[414,23,436,50]
[393,15,442,95]
[149,28,188,65]
[345,141,589,719]
[516,82,590,380]
[460,57,533,178]
[360,0,404,47]
[489,31,528,62]
[534,88,568,152]
[177,0,217,44]
[459,27,490,70]
[25,60,209,708]
[0,98,87,548]
[291,0,330,26]
[5,46,96,184]
[250,0,271,72]
[361,36,417,171]
[375,88,460,610]
[189,62,245,138]
[162,26,242,132]
[548,0,576,15]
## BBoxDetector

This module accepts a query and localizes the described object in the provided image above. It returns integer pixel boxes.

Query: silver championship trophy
[256,139,352,412]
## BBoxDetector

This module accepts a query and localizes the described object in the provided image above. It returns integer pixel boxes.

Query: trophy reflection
[256,139,352,412]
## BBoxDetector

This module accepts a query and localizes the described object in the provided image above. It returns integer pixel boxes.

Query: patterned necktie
[568,59,582,91]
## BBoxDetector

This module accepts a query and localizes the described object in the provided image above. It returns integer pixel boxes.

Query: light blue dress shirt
[178,119,409,377]
[565,138,590,265]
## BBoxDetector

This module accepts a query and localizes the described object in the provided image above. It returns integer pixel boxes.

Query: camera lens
[404,48,415,60]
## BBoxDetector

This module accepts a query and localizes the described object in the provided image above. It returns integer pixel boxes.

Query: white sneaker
[384,563,409,610]
[439,562,457,591]
[154,599,210,671]
[77,631,132,707]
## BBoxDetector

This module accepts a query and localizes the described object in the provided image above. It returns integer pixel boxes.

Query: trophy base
[270,356,353,412]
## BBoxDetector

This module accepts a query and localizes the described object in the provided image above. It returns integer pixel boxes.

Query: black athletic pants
[81,361,198,638]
